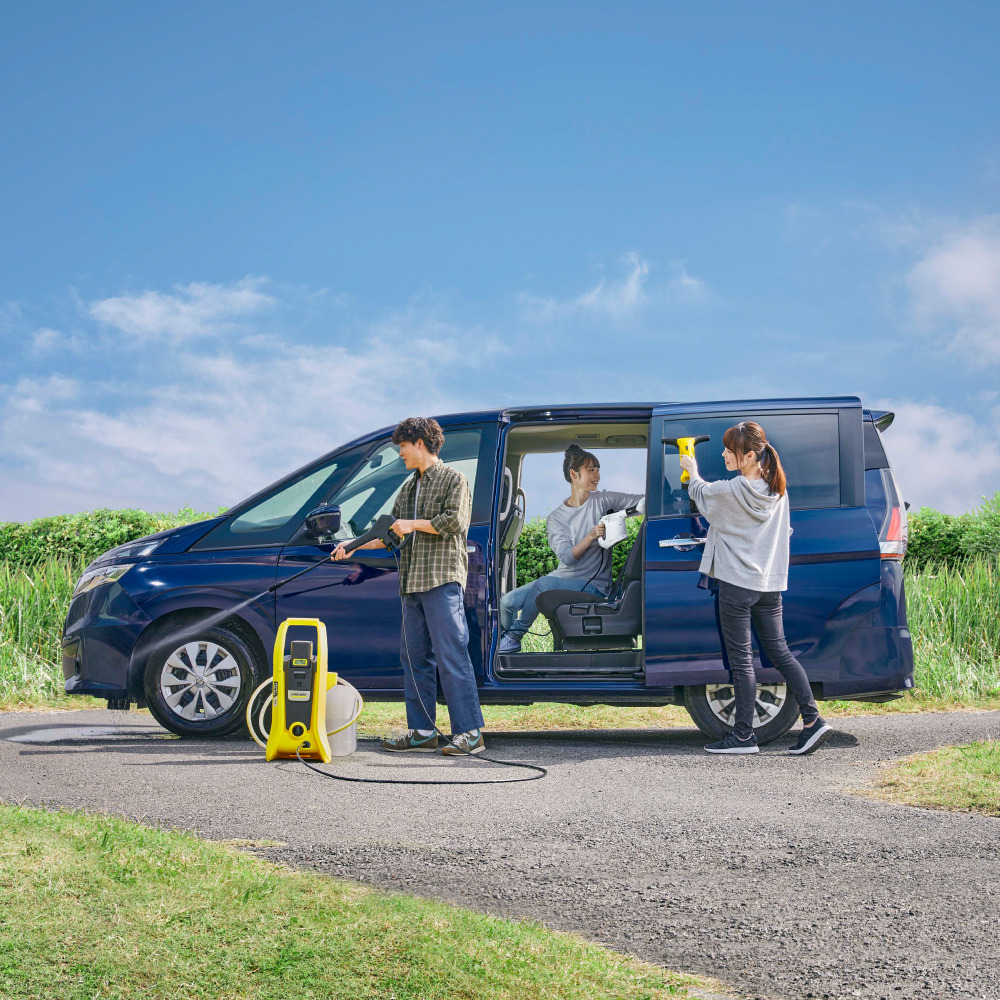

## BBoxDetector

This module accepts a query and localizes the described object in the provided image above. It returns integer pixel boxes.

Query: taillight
[879,470,907,559]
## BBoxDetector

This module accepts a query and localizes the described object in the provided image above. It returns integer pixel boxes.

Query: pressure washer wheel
[144,625,262,738]
[683,682,800,745]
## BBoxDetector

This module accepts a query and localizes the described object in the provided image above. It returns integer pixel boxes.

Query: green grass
[0,559,86,708]
[0,803,710,1000]
[903,557,1000,701]
[869,739,1000,815]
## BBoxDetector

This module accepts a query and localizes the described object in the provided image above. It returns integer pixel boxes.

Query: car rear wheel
[144,625,263,738]
[683,682,800,745]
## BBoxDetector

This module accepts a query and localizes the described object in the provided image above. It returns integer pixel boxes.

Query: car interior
[495,422,649,680]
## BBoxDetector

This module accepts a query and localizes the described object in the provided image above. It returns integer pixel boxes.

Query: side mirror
[304,504,341,538]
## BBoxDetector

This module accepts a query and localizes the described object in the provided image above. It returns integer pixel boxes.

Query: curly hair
[391,417,445,456]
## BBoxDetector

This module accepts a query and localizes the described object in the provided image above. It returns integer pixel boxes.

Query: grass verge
[867,739,1000,816]
[0,803,710,1000]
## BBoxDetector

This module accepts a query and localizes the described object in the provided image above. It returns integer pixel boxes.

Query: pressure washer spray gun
[662,435,710,513]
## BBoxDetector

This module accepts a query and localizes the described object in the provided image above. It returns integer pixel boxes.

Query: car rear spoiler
[868,410,894,432]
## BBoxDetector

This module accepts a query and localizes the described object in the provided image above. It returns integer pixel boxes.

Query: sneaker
[788,720,832,755]
[704,731,759,754]
[441,730,486,756]
[498,631,522,653]
[382,730,439,752]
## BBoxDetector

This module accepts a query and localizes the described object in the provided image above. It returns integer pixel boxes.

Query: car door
[644,397,880,688]
[276,426,487,692]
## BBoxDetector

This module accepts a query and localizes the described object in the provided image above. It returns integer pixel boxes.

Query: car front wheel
[144,625,262,738]
[683,682,800,745]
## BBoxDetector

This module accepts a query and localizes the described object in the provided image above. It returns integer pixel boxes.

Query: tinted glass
[193,447,365,549]
[659,413,840,514]
[329,429,482,540]
[864,421,889,470]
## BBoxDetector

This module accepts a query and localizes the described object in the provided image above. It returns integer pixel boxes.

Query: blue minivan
[61,397,912,744]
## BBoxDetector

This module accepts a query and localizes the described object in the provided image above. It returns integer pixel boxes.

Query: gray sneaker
[442,730,486,756]
[382,730,439,752]
[498,631,522,653]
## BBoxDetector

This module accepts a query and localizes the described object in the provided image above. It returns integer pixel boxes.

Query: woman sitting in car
[499,444,645,652]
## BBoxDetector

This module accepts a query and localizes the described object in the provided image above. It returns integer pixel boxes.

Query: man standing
[333,417,485,756]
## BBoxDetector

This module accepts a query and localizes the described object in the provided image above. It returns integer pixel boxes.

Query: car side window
[330,428,482,540]
[659,413,841,514]
[192,447,366,549]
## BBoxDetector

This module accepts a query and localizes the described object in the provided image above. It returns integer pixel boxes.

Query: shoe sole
[705,746,759,754]
[442,744,486,756]
[382,744,439,753]
[788,724,832,755]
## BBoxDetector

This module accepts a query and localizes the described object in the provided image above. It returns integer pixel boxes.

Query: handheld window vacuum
[662,435,710,512]
[244,506,546,784]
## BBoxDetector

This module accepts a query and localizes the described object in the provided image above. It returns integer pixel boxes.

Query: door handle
[659,536,707,551]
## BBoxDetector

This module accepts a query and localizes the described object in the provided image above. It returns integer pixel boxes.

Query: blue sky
[2,1,999,520]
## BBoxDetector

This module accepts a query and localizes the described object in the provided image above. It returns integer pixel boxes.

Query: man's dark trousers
[400,581,484,735]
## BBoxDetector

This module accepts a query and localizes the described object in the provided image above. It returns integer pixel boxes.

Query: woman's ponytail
[722,421,787,497]
[759,441,787,497]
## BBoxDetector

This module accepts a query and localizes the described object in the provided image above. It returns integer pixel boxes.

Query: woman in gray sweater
[681,421,832,756]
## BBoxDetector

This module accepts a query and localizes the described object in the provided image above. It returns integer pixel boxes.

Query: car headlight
[110,538,165,560]
[73,563,135,598]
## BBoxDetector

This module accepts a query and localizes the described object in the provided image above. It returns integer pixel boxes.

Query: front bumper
[61,581,150,699]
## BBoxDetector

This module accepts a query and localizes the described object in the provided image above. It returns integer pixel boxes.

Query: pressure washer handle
[341,514,407,555]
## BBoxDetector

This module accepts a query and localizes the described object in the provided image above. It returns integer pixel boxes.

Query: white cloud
[520,252,657,321]
[89,277,276,341]
[907,217,1000,362]
[575,252,650,317]
[0,300,486,520]
[874,400,1000,514]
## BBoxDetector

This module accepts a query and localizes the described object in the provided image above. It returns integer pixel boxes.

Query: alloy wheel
[705,682,788,730]
[158,640,243,722]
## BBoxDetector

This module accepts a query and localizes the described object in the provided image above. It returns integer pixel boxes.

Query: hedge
[905,492,1000,569]
[2,488,997,576]
[516,515,642,589]
[0,506,221,568]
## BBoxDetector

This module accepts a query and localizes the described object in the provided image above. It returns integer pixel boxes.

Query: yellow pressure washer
[247,617,364,762]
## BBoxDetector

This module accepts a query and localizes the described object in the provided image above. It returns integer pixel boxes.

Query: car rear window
[659,412,841,514]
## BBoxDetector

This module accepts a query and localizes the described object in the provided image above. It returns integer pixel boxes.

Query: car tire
[144,625,264,738]
[683,682,801,745]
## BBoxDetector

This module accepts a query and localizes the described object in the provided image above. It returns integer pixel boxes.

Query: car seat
[534,522,644,651]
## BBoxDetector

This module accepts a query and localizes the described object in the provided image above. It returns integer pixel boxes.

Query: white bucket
[325,679,359,756]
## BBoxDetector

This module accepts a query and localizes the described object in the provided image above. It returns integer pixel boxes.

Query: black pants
[717,581,821,740]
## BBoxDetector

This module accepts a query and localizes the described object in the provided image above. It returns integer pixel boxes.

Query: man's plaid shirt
[392,460,472,595]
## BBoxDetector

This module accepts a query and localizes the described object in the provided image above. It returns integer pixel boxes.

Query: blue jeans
[502,575,606,637]
[400,582,485,735]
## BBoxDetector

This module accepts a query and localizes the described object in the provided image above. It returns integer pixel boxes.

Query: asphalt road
[2,708,998,1000]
